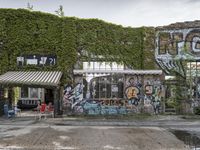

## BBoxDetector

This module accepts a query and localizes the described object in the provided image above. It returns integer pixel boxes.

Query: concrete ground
[0,115,199,150]
[0,126,188,150]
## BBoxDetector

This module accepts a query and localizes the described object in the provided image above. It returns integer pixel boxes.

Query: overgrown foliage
[166,72,188,114]
[0,9,156,84]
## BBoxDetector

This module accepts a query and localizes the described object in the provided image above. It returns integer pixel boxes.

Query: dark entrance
[45,89,54,105]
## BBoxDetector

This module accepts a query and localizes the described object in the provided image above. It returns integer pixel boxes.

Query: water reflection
[171,130,200,150]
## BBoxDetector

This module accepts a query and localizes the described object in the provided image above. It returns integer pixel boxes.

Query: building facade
[155,21,200,113]
[62,62,164,115]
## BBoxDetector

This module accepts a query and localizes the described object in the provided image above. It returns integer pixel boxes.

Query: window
[89,75,124,99]
[21,87,28,98]
[30,88,38,98]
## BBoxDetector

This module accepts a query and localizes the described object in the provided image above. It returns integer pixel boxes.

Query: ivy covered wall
[75,19,147,69]
[0,9,157,84]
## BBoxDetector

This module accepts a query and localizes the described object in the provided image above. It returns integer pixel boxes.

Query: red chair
[39,103,47,119]
[40,103,46,113]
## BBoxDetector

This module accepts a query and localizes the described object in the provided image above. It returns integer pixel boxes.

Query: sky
[0,0,200,27]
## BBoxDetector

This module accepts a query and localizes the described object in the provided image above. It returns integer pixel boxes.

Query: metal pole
[98,76,100,100]
[196,61,198,101]
[111,73,113,99]
[189,61,192,101]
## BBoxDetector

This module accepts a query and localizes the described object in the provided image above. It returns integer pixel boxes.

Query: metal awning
[0,71,62,88]
[73,69,163,75]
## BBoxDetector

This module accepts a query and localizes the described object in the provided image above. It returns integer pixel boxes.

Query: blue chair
[4,104,15,118]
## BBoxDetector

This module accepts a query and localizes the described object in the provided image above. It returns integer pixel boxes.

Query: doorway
[45,89,54,105]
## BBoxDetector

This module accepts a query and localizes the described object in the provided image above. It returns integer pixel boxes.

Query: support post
[196,61,198,102]
[8,86,13,107]
[53,87,59,118]
[189,61,192,101]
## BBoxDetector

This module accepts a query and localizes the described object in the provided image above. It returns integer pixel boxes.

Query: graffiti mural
[155,28,200,77]
[63,75,164,115]
[124,76,163,114]
[63,84,73,108]
[144,77,163,114]
[63,82,84,113]
[125,76,142,107]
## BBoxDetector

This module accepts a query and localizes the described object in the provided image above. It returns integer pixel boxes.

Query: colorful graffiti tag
[125,77,141,107]
[125,76,163,114]
[155,28,200,77]
[144,78,162,114]
[63,83,84,112]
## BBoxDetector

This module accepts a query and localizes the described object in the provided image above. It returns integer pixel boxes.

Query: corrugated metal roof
[73,69,163,75]
[0,71,62,87]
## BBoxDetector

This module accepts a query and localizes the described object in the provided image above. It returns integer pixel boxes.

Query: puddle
[54,123,72,126]
[171,130,200,150]
[8,127,21,131]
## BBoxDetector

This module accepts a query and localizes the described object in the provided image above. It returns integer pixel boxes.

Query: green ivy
[0,9,157,84]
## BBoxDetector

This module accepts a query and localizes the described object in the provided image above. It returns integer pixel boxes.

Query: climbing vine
[0,9,157,84]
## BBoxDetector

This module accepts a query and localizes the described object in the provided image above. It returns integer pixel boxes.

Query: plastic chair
[40,103,46,113]
[39,103,47,119]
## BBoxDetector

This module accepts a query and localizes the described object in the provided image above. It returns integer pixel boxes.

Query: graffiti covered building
[155,21,200,77]
[155,21,200,112]
[63,62,164,115]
